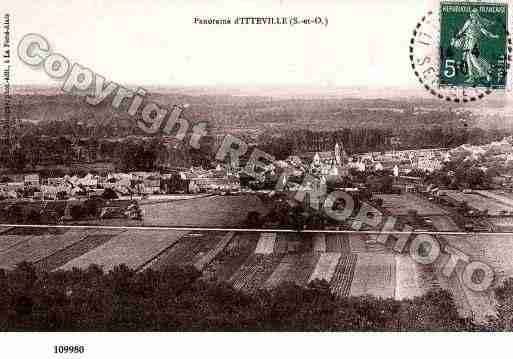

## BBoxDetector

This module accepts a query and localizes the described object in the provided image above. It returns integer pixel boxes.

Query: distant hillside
[1,87,488,135]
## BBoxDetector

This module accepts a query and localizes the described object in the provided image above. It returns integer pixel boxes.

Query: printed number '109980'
[54,346,85,354]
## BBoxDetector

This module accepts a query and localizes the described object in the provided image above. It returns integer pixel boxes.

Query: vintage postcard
[2,0,513,355]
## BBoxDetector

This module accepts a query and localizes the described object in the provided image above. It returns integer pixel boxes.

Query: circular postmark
[410,7,511,102]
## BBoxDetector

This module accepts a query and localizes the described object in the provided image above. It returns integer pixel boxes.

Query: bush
[102,188,118,200]
[0,262,479,331]
[7,205,24,224]
[56,191,68,200]
[69,204,86,220]
[83,198,103,218]
[25,209,41,224]
[246,211,261,227]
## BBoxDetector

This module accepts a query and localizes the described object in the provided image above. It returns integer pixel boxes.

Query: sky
[4,0,442,89]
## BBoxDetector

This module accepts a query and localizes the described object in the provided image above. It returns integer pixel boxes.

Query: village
[2,135,513,231]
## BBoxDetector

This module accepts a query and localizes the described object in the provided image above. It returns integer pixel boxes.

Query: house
[143,175,161,194]
[77,173,99,187]
[190,177,241,192]
[24,173,40,188]
[415,158,442,172]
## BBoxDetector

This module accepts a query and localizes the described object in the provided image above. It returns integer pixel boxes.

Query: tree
[70,204,86,220]
[102,188,118,200]
[366,174,394,193]
[491,278,513,330]
[25,209,41,224]
[83,198,104,218]
[246,211,261,228]
[56,191,68,200]
[7,205,24,224]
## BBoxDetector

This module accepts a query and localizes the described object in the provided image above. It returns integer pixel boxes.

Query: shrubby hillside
[0,262,488,331]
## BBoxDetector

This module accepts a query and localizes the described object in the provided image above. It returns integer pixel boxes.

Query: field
[325,234,350,253]
[0,229,89,270]
[429,241,496,322]
[350,253,396,298]
[0,234,36,252]
[140,194,270,227]
[456,262,497,322]
[35,231,121,272]
[313,233,326,252]
[255,233,277,254]
[228,254,284,293]
[428,215,460,231]
[263,252,321,288]
[0,227,12,235]
[395,254,426,299]
[194,232,235,271]
[58,230,186,271]
[147,231,229,271]
[1,206,511,325]
[309,253,341,283]
[284,253,321,287]
[481,190,513,207]
[264,256,296,288]
[202,233,258,282]
[444,234,513,283]
[330,254,358,297]
[444,191,513,215]
[376,193,447,216]
[348,234,367,253]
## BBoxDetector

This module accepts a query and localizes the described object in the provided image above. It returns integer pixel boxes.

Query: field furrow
[330,253,358,297]
[194,232,234,271]
[348,234,367,253]
[292,253,320,286]
[273,234,290,254]
[264,255,296,289]
[241,254,283,293]
[35,230,121,272]
[202,233,258,282]
[255,233,276,254]
[456,264,497,322]
[228,254,260,290]
[0,235,36,252]
[326,234,349,253]
[350,253,396,298]
[148,232,225,270]
[309,252,341,283]
[395,254,425,300]
[313,233,326,253]
[0,230,90,270]
[58,230,185,271]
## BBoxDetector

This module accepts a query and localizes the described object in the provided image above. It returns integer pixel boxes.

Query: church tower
[334,142,348,166]
[335,143,341,166]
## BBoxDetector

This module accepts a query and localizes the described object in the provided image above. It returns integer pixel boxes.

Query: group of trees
[0,134,215,174]
[0,192,119,224]
[0,262,481,331]
[426,158,492,190]
[256,126,512,161]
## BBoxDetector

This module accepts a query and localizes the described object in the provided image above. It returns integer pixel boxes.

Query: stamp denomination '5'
[440,2,508,88]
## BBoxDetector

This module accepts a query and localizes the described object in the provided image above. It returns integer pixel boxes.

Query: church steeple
[335,143,341,166]
[335,142,348,166]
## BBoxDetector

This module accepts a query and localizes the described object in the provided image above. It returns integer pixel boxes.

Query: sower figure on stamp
[451,8,499,83]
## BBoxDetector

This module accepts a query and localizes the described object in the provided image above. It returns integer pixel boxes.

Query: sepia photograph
[2,0,513,357]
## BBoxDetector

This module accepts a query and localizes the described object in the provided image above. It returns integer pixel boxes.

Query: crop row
[330,254,357,297]
[325,234,350,253]
[241,255,283,293]
[35,232,118,272]
[203,233,258,282]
